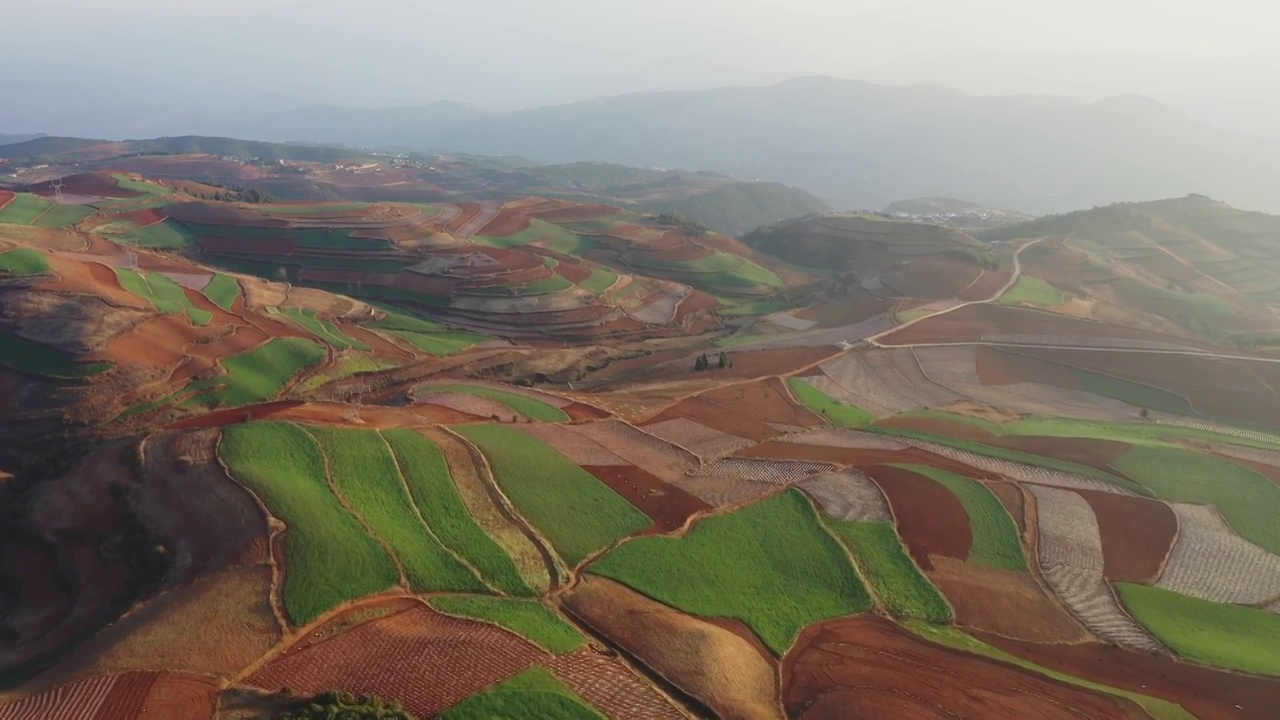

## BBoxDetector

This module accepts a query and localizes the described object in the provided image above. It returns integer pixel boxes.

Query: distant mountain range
[6,77,1280,215]
[216,78,1280,215]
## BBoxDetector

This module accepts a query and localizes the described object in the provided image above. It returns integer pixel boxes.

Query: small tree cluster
[694,351,731,371]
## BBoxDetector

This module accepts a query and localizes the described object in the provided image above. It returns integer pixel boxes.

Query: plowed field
[582,465,710,532]
[869,465,971,569]
[783,616,1147,720]
[1076,488,1176,583]
[927,557,1087,643]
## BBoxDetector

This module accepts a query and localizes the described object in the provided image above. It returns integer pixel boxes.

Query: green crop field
[307,426,484,593]
[1114,446,1280,554]
[220,422,399,625]
[119,219,196,249]
[430,595,584,654]
[904,465,1025,570]
[824,520,951,622]
[281,308,369,350]
[0,247,51,276]
[455,424,649,566]
[998,276,1064,307]
[0,194,54,225]
[431,384,569,422]
[296,353,402,393]
[383,428,532,596]
[636,250,783,289]
[115,269,213,326]
[788,377,872,427]
[201,273,240,311]
[184,337,324,409]
[590,490,871,653]
[1117,584,1280,676]
[475,218,595,257]
[579,268,618,295]
[439,667,605,720]
[111,174,173,196]
[714,296,790,317]
[1071,369,1196,416]
[366,304,488,355]
[906,621,1195,720]
[33,204,94,229]
[0,331,111,378]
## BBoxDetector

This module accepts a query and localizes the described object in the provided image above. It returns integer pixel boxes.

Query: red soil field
[247,604,549,719]
[33,173,142,199]
[981,635,1280,720]
[0,190,14,209]
[974,345,1082,387]
[113,207,167,228]
[784,615,1146,720]
[955,268,1013,302]
[41,257,153,310]
[93,671,160,720]
[583,465,710,533]
[1075,488,1176,583]
[133,673,218,719]
[648,377,821,442]
[870,464,972,569]
[927,557,1086,643]
[635,240,714,264]
[544,648,686,720]
[673,289,718,320]
[563,402,609,421]
[997,436,1131,473]
[796,290,891,329]
[89,314,214,369]
[445,203,483,234]
[883,255,981,299]
[477,208,531,237]
[554,261,593,283]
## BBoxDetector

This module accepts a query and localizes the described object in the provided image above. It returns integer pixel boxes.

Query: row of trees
[694,351,732,371]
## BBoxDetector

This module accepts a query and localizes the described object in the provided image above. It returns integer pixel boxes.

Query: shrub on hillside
[276,690,419,720]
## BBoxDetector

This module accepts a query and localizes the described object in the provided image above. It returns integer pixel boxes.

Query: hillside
[5,172,1280,720]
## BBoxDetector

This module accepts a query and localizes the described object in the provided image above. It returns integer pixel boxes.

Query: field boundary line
[1148,497,1181,586]
[375,430,495,594]
[298,425,410,590]
[439,425,567,588]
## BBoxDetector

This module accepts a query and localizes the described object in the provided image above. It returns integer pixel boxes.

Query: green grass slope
[308,426,483,593]
[788,377,872,427]
[0,331,111,378]
[439,667,605,720]
[220,422,399,624]
[115,269,212,326]
[0,247,51,276]
[431,385,569,422]
[904,465,1026,570]
[590,489,871,653]
[184,337,324,409]
[382,429,532,596]
[455,424,649,566]
[1117,584,1280,676]
[824,520,951,622]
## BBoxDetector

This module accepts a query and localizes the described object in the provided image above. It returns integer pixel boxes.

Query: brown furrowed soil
[582,465,711,533]
[562,576,781,720]
[1075,488,1177,583]
[783,615,1147,720]
[247,604,545,718]
[870,465,972,569]
[91,671,159,720]
[740,442,994,479]
[927,557,1087,643]
[981,635,1280,720]
[646,377,821,443]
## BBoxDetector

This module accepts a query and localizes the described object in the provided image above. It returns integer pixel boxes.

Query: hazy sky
[0,0,1277,162]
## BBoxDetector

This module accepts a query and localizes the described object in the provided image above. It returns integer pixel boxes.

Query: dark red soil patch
[478,209,531,237]
[740,442,996,479]
[784,615,1147,720]
[882,255,981,299]
[995,435,1131,474]
[95,671,161,720]
[797,289,891,328]
[0,189,15,209]
[554,260,592,283]
[135,673,219,719]
[877,415,999,443]
[583,465,710,533]
[444,203,483,233]
[164,400,307,431]
[974,343,1081,387]
[870,464,971,569]
[956,268,1013,302]
[563,402,609,421]
[114,207,166,228]
[927,557,1086,643]
[981,635,1280,720]
[248,604,549,719]
[650,377,821,442]
[31,173,142,199]
[1075,487,1176,583]
[673,289,719,320]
